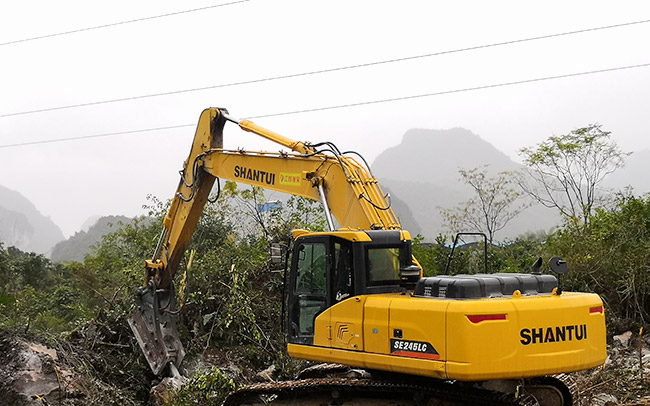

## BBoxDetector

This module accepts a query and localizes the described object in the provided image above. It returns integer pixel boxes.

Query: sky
[1,0,649,237]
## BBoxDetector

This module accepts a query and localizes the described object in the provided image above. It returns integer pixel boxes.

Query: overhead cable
[0,0,250,47]
[0,124,194,149]
[1,61,649,149]
[245,62,650,119]
[1,18,649,118]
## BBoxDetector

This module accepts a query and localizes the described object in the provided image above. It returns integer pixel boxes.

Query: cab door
[288,237,330,345]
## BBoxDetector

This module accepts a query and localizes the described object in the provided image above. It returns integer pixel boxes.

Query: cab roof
[292,228,412,243]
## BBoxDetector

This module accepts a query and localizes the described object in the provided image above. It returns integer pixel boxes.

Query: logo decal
[520,324,587,345]
[279,172,301,186]
[234,165,275,185]
[390,339,440,360]
[337,324,350,341]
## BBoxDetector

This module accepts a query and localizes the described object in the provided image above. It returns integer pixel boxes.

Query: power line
[246,62,650,119]
[2,18,649,118]
[0,0,250,47]
[2,61,648,150]
[0,124,194,149]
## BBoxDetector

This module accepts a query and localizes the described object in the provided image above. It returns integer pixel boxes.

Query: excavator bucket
[128,281,185,375]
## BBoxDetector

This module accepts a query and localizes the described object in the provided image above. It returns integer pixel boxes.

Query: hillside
[373,128,519,184]
[50,215,133,262]
[0,185,64,254]
[372,128,560,241]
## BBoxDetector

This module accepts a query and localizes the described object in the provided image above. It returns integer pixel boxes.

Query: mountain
[50,215,132,263]
[0,185,64,254]
[373,128,519,184]
[372,128,560,241]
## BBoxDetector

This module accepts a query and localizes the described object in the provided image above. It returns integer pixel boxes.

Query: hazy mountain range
[0,185,64,255]
[372,128,648,241]
[1,127,648,258]
[50,215,132,262]
[372,127,561,241]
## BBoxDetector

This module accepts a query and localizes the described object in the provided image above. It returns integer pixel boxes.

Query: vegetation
[1,127,650,403]
[440,166,528,244]
[0,185,323,404]
[519,124,629,228]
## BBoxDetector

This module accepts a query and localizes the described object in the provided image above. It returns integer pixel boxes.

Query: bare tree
[519,124,628,228]
[441,166,528,244]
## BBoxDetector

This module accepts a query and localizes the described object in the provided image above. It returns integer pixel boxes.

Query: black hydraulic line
[300,148,354,181]
[207,177,221,204]
[359,192,392,211]
[341,150,375,178]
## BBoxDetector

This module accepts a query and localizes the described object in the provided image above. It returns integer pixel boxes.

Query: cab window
[295,243,326,295]
[293,242,327,336]
[367,247,400,286]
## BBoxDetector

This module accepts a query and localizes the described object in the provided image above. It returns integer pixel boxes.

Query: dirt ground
[571,330,650,405]
[1,329,649,406]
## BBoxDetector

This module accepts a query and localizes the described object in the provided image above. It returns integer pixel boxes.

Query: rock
[613,331,633,347]
[150,365,188,405]
[150,376,186,405]
[591,392,618,405]
[256,365,276,382]
[0,333,78,405]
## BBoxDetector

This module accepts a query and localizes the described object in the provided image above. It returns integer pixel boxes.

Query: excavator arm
[130,107,404,375]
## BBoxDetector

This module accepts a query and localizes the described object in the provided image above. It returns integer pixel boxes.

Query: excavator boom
[156,108,399,288]
[130,107,404,374]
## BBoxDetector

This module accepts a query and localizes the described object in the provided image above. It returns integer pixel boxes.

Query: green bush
[172,367,236,406]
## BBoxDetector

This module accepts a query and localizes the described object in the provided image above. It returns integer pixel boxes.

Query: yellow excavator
[129,107,607,405]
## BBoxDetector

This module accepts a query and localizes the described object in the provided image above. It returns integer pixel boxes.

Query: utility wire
[2,18,649,118]
[2,61,648,150]
[0,0,250,47]
[0,124,194,149]
[246,62,650,119]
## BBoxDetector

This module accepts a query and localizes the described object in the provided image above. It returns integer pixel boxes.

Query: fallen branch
[96,341,130,348]
[579,377,616,395]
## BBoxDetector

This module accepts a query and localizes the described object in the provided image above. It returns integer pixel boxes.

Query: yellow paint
[297,292,606,381]
[288,343,447,379]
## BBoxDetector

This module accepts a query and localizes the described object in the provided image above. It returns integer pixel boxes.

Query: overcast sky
[1,0,649,237]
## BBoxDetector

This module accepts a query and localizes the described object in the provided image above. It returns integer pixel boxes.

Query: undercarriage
[223,365,575,406]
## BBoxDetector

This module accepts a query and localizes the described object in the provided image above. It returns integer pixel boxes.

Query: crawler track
[224,376,541,406]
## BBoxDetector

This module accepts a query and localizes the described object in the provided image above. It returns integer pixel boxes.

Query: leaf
[0,293,16,306]
[202,312,217,325]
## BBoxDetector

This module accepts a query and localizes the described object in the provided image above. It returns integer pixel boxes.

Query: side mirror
[400,264,421,289]
[549,256,568,295]
[549,257,568,275]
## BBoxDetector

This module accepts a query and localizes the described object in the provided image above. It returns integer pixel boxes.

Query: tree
[544,193,650,322]
[440,166,527,244]
[218,181,326,243]
[519,124,628,227]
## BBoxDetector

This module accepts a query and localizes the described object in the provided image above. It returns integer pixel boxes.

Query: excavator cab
[287,229,419,345]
